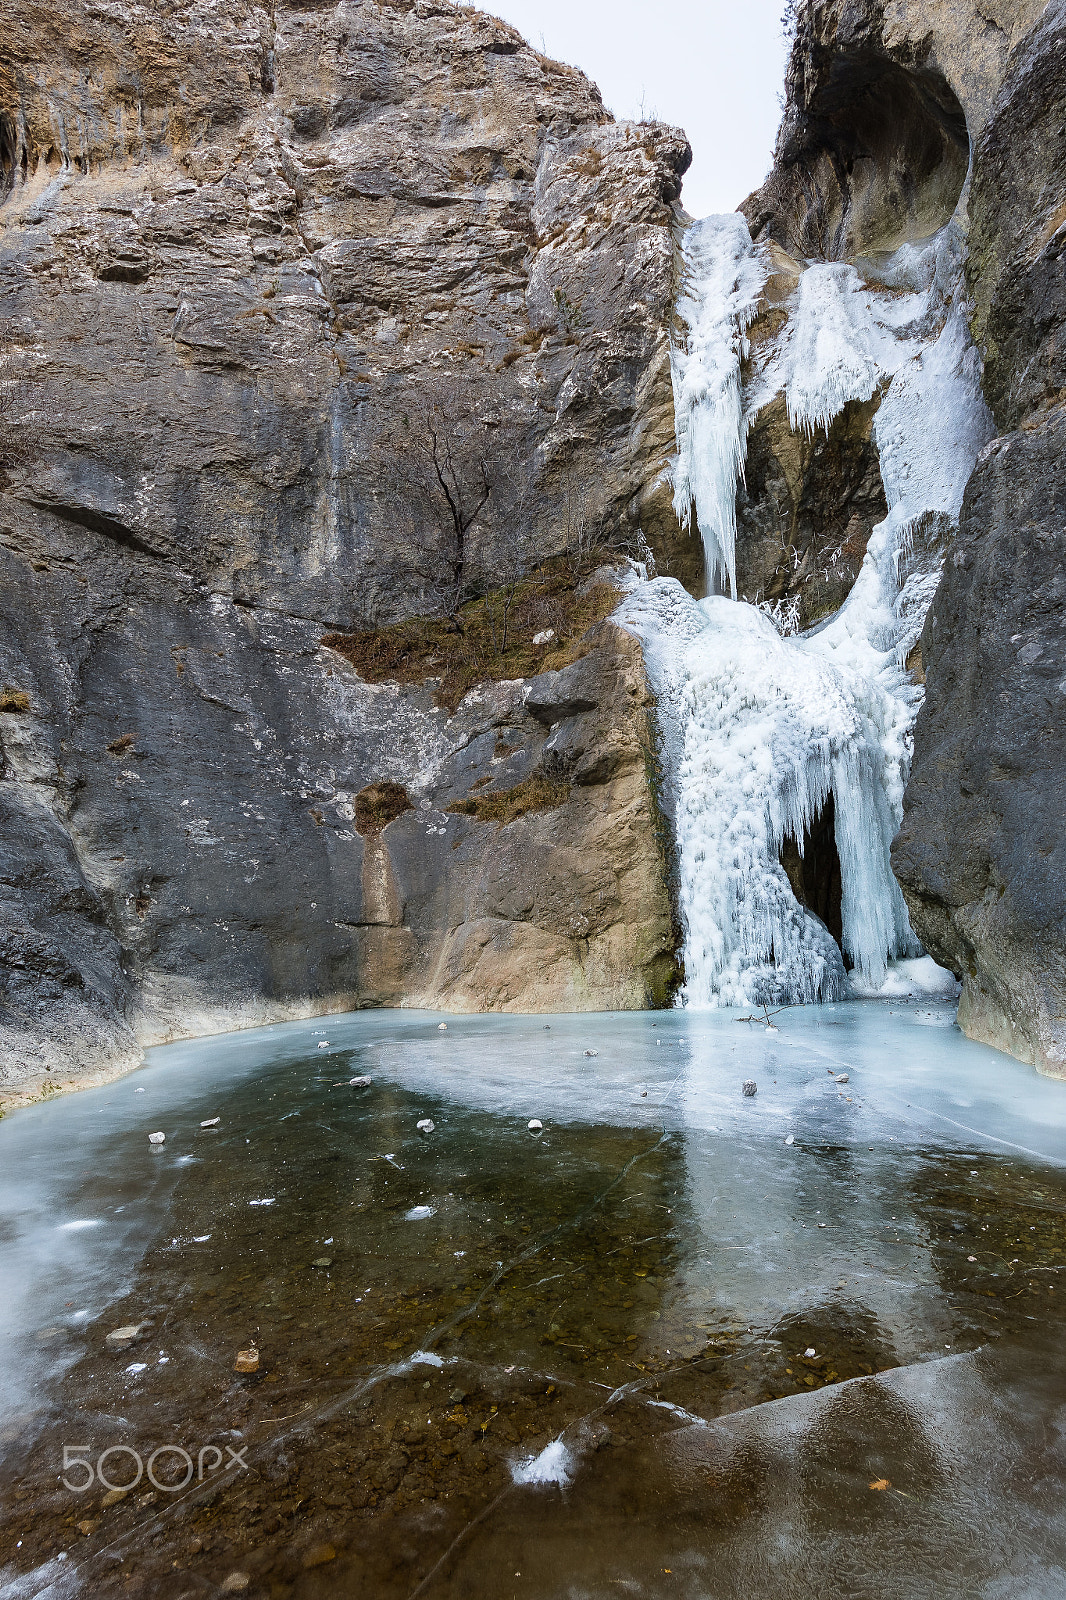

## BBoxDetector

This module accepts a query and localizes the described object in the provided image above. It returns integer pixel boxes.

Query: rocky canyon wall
[893,0,1066,1075]
[0,0,688,1105]
[744,0,1066,1074]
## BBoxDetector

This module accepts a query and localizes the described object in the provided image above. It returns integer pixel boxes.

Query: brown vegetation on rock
[352,784,414,838]
[322,570,622,712]
[447,776,571,826]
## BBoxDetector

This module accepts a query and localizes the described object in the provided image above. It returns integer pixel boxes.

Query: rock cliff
[745,0,1065,1073]
[893,0,1066,1075]
[0,0,688,1104]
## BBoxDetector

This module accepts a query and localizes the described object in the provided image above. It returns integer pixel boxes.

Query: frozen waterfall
[670,214,768,598]
[624,219,994,1008]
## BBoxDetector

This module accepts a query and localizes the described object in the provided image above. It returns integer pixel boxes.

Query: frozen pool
[2,1003,1066,1598]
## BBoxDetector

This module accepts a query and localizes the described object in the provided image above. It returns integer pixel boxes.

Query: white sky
[484,0,789,218]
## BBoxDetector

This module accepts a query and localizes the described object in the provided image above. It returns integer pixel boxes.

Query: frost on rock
[630,218,994,1009]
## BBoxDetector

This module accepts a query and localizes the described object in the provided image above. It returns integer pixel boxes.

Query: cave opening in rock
[780,792,849,967]
[746,48,971,259]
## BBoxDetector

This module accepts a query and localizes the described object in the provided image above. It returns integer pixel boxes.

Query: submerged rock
[105,1323,148,1353]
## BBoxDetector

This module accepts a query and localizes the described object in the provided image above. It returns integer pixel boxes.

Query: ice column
[671,215,767,598]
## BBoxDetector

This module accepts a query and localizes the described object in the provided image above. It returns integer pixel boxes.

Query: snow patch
[849,956,961,1000]
[511,1439,575,1487]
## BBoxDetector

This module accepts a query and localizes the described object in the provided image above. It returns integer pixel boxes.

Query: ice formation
[671,213,768,597]
[624,218,994,1008]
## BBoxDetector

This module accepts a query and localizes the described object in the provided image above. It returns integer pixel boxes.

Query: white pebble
[528,1120,543,1131]
[784,1134,795,1146]
[438,1023,448,1031]
[200,1118,220,1128]
[804,1347,817,1358]
[584,1049,598,1057]
[148,1131,165,1145]
[349,1076,372,1088]
[317,1041,330,1049]
[835,1074,849,1084]
[416,1119,435,1134]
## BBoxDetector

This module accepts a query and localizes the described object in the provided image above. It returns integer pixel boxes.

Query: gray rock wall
[0,0,686,1105]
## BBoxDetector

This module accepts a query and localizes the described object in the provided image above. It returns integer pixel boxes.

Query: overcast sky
[485,0,790,218]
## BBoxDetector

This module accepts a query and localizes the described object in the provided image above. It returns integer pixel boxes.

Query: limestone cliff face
[0,0,688,1103]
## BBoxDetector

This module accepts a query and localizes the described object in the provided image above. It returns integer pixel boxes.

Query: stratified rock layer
[0,0,687,1100]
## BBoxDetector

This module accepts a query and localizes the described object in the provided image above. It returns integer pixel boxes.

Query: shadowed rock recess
[0,0,689,1101]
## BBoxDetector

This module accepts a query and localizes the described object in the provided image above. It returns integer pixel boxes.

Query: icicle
[670,215,767,597]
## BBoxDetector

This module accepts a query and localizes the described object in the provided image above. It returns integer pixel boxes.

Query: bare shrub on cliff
[368,371,529,623]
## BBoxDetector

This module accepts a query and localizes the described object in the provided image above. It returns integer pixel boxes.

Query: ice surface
[4,1010,1066,1596]
[647,220,994,1008]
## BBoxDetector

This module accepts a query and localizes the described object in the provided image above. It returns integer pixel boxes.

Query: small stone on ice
[417,1119,435,1133]
[148,1131,165,1144]
[233,1349,259,1374]
[742,1080,758,1097]
[106,1323,147,1352]
[528,1120,543,1131]
[584,1049,598,1057]
[349,1076,372,1088]
[317,1041,330,1049]
[784,1134,795,1146]
[835,1074,849,1084]
[438,1023,448,1031]
[200,1118,220,1128]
